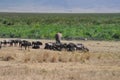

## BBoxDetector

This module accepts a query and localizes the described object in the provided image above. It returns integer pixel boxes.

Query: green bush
[0,13,120,40]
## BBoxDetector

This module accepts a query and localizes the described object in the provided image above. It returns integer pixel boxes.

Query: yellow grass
[0,39,120,80]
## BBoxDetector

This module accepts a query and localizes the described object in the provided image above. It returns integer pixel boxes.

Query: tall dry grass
[0,49,90,63]
[0,40,120,64]
[0,44,91,63]
[0,40,120,80]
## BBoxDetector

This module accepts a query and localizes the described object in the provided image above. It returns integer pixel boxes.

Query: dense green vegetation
[0,12,120,40]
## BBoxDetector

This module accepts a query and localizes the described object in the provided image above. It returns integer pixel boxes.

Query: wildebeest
[66,43,89,52]
[0,41,1,49]
[44,42,68,51]
[66,43,77,51]
[32,41,43,49]
[1,40,8,46]
[76,43,89,52]
[44,42,55,50]
[20,40,32,50]
[44,42,61,50]
[44,42,89,52]
[7,39,22,47]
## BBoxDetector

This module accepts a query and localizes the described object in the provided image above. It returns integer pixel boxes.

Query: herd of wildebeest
[0,39,89,52]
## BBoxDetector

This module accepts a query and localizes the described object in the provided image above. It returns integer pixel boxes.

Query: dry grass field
[0,39,120,80]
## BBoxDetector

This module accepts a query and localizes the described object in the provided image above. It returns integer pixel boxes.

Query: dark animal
[44,42,89,52]
[20,40,32,50]
[1,40,8,46]
[51,43,62,51]
[66,43,89,52]
[44,42,67,51]
[76,44,89,52]
[0,41,1,49]
[53,43,68,51]
[32,41,42,46]
[44,42,55,50]
[14,39,22,46]
[66,43,77,51]
[32,45,40,49]
[7,39,21,46]
[8,40,15,46]
[32,41,43,49]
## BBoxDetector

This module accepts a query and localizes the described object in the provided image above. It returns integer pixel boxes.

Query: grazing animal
[51,43,62,51]
[0,41,1,49]
[32,41,43,49]
[76,44,89,52]
[44,42,55,50]
[32,45,40,49]
[8,40,15,46]
[20,40,32,50]
[32,41,42,46]
[1,40,8,46]
[44,42,67,51]
[53,43,68,51]
[66,43,77,51]
[66,43,89,52]
[8,39,21,46]
[13,40,19,46]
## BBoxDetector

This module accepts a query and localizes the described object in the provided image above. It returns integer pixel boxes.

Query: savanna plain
[0,39,120,80]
